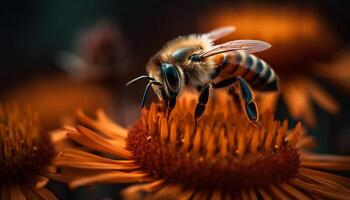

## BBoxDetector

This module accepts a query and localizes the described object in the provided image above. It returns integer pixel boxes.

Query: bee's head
[141,62,183,109]
[148,46,204,99]
[127,53,185,108]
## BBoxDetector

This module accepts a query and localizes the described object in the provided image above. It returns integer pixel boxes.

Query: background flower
[58,22,129,81]
[3,74,115,132]
[0,103,63,199]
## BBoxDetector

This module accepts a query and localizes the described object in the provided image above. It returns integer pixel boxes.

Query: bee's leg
[212,77,259,123]
[166,96,177,120]
[237,78,259,123]
[194,84,210,122]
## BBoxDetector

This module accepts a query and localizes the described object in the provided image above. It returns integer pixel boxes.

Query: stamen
[127,93,301,192]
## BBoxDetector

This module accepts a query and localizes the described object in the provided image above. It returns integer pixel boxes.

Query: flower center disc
[127,94,301,193]
[0,105,54,184]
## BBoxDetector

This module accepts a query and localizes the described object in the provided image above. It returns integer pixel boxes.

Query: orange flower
[0,103,63,200]
[197,4,341,127]
[55,93,350,199]
[4,74,115,131]
[315,51,350,92]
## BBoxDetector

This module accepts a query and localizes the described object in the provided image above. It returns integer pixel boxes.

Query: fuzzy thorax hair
[146,34,217,98]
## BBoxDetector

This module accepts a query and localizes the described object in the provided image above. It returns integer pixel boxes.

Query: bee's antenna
[141,81,162,108]
[126,75,155,86]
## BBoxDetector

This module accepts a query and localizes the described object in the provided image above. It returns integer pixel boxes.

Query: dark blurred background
[0,0,349,199]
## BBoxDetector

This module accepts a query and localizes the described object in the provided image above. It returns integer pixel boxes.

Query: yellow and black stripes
[212,51,278,91]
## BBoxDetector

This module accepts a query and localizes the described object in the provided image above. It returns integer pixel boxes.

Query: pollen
[0,103,54,185]
[127,92,301,193]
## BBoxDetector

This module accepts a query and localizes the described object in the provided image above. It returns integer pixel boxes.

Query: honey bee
[127,26,278,123]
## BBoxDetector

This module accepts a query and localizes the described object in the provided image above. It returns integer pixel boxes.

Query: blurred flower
[59,22,128,81]
[315,50,350,92]
[55,92,350,199]
[0,103,63,199]
[4,74,115,131]
[197,4,341,127]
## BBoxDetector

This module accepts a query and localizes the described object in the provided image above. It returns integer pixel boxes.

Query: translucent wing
[205,26,236,41]
[200,40,271,58]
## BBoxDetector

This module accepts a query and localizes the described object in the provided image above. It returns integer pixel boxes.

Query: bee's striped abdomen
[212,51,278,91]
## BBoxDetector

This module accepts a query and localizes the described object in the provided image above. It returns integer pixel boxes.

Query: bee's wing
[201,40,271,58]
[205,26,236,41]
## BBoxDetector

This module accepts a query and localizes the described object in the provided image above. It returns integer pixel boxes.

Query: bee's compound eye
[189,54,201,62]
[162,63,180,94]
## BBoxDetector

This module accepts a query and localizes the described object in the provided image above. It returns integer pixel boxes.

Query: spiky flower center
[127,93,301,193]
[0,104,53,184]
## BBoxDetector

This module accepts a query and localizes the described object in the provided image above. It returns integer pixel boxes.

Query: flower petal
[122,180,165,200]
[69,171,151,189]
[1,185,26,200]
[37,188,58,200]
[270,185,291,199]
[67,126,131,158]
[280,182,313,200]
[55,148,138,170]
[150,185,195,200]
[303,78,339,114]
[301,153,350,170]
[96,109,128,137]
[299,167,350,187]
[35,176,49,189]
[10,185,26,200]
[290,178,350,200]
[257,189,273,200]
[76,109,127,140]
[20,185,45,200]
[298,169,348,190]
[282,80,316,126]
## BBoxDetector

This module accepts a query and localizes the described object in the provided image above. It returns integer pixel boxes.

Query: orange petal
[55,149,138,170]
[282,81,316,127]
[1,185,26,200]
[298,168,348,189]
[290,178,350,200]
[76,109,127,140]
[96,109,128,138]
[35,176,49,189]
[122,180,165,200]
[50,129,68,144]
[69,171,151,189]
[270,185,291,200]
[67,126,131,158]
[37,188,58,200]
[315,52,350,91]
[303,78,339,114]
[257,188,273,200]
[280,183,313,200]
[301,153,350,170]
[299,168,350,186]
[296,135,316,150]
[20,185,46,200]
